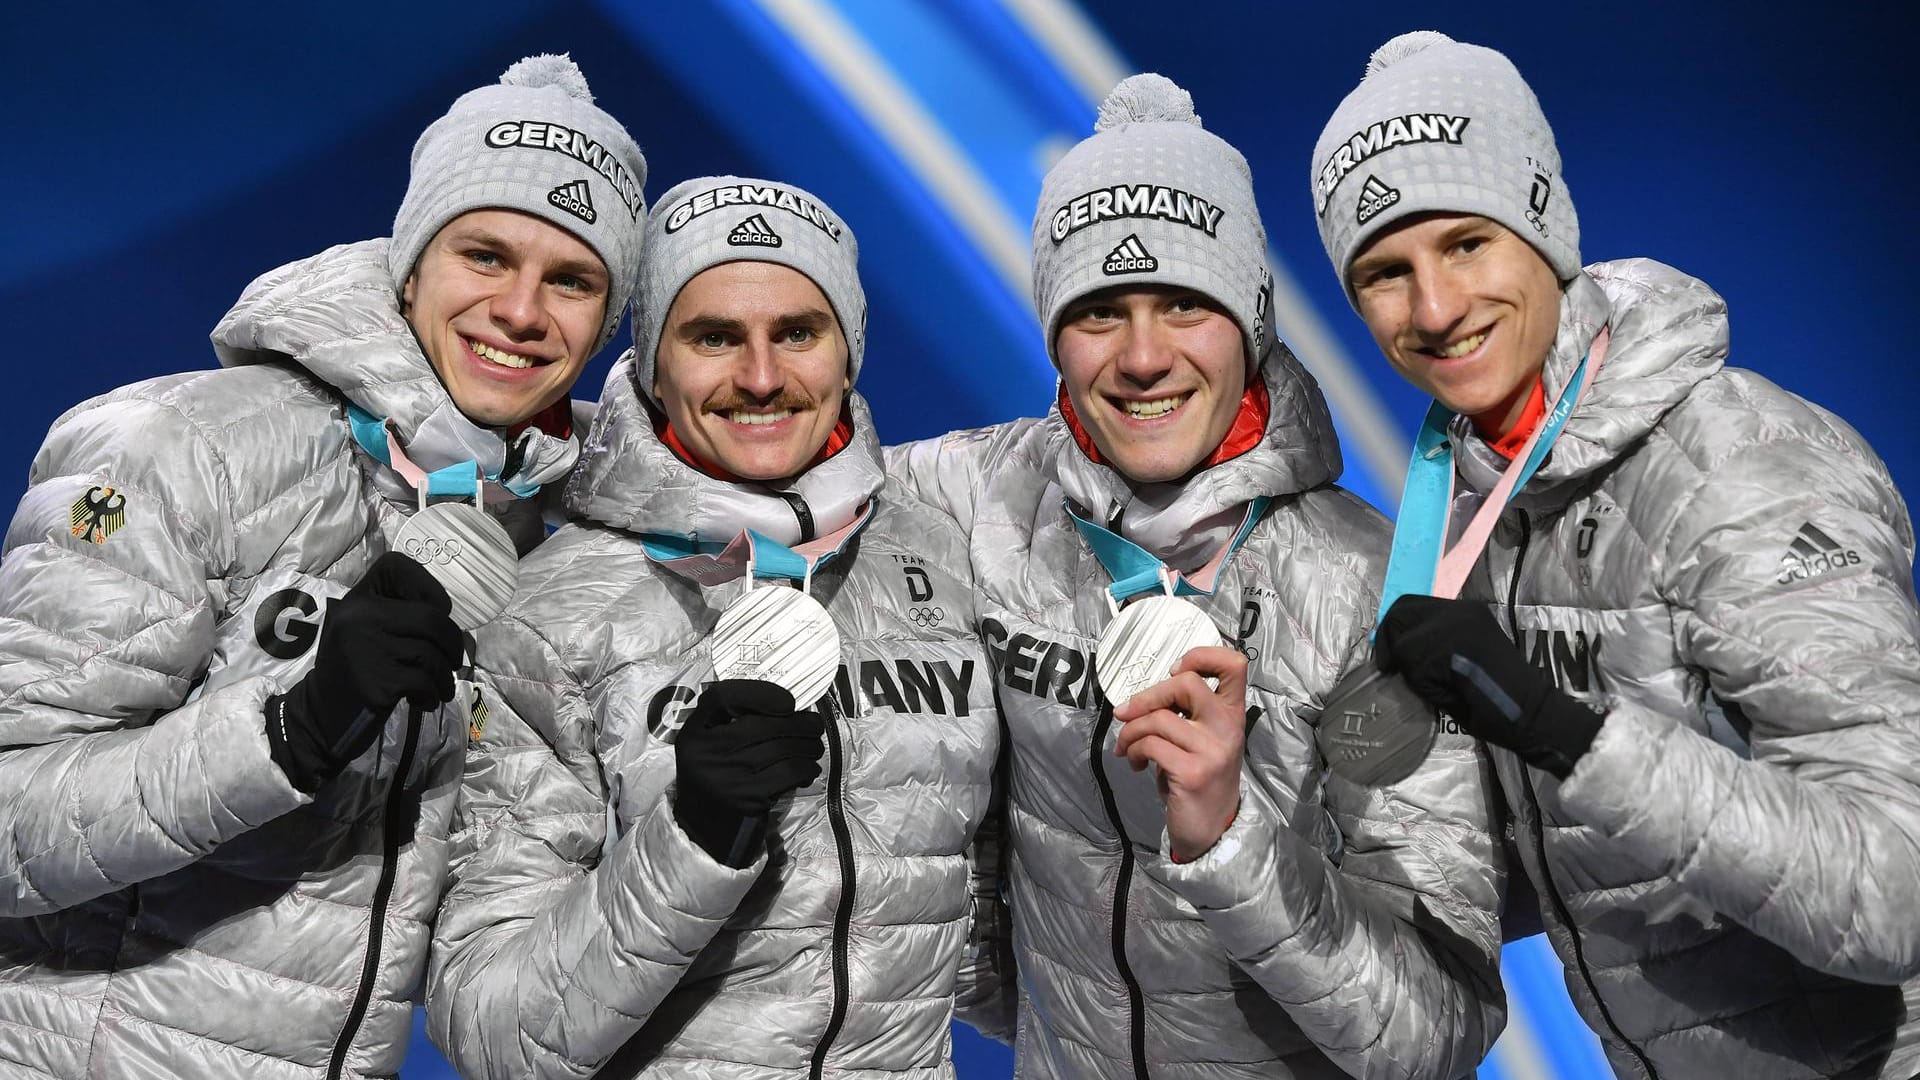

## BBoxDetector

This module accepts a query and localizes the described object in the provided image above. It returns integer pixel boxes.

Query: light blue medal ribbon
[1375,329,1610,626]
[640,503,873,589]
[347,404,544,500]
[1066,497,1270,607]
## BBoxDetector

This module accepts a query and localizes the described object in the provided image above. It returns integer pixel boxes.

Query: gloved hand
[265,552,464,791]
[673,679,827,867]
[1375,594,1605,779]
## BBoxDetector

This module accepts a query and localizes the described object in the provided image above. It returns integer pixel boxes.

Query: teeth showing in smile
[1435,332,1486,360]
[468,338,539,369]
[726,409,794,426]
[1122,394,1189,419]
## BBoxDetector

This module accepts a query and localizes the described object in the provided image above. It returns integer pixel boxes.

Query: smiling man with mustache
[425,176,1007,1079]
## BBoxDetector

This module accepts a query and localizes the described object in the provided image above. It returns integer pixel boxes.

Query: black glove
[1375,594,1605,779]
[265,552,463,791]
[673,679,827,867]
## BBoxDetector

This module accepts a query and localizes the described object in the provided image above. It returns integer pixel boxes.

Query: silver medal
[710,585,841,709]
[1314,661,1439,786]
[394,502,520,631]
[1094,594,1222,706]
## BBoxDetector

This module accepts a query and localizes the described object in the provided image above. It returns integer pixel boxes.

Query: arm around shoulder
[882,420,1030,536]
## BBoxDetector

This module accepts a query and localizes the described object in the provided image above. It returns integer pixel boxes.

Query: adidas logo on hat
[547,179,596,224]
[728,213,783,247]
[1776,522,1863,584]
[1102,233,1158,275]
[1355,174,1400,225]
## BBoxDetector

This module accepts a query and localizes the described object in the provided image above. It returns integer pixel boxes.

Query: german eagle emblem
[469,694,490,741]
[69,486,127,545]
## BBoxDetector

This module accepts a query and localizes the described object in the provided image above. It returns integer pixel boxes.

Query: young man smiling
[890,75,1504,1078]
[425,176,1004,1079]
[1315,31,1920,1078]
[0,56,644,1079]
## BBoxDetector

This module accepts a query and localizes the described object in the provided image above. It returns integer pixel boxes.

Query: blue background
[3,2,1914,1078]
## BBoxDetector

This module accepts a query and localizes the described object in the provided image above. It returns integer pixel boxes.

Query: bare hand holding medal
[1073,502,1269,861]
[1109,642,1250,862]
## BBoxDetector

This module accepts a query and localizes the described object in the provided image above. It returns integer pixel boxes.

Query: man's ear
[400,272,417,317]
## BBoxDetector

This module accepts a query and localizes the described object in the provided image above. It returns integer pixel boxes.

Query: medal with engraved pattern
[710,583,841,709]
[392,501,519,631]
[1093,594,1222,706]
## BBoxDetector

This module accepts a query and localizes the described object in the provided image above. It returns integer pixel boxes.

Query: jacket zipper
[1089,702,1149,1079]
[326,707,423,1080]
[808,696,856,1080]
[1505,510,1657,1079]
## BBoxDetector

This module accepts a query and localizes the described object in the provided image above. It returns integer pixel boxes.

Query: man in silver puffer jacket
[0,56,645,1079]
[426,176,1004,1079]
[889,75,1504,1079]
[1315,32,1920,1078]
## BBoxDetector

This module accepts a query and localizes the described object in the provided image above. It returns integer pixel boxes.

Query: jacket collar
[1453,259,1728,506]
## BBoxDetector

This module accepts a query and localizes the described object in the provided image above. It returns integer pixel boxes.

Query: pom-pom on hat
[1032,73,1276,369]
[1311,31,1578,298]
[389,53,649,354]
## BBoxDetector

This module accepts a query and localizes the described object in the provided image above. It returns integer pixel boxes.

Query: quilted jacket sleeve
[0,393,305,916]
[882,422,1028,536]
[426,608,761,1080]
[1146,637,1506,1080]
[1558,418,1920,983]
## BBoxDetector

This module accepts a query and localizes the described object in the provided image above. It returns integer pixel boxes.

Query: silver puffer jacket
[1455,259,1920,1079]
[0,240,576,1080]
[888,344,1505,1080]
[426,358,1004,1080]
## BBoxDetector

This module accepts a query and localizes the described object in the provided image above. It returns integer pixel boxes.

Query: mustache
[702,391,817,414]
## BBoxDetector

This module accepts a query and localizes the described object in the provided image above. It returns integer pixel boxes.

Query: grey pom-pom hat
[388,53,649,354]
[1312,31,1578,297]
[1032,72,1276,369]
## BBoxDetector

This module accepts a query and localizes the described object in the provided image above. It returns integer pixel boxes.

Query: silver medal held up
[1095,595,1221,706]
[393,502,520,631]
[710,584,841,709]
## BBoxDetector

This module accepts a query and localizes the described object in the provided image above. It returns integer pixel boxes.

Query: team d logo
[70,486,126,545]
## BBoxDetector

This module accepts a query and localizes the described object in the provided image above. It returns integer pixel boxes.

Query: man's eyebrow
[678,314,748,335]
[1437,216,1496,243]
[1348,250,1398,278]
[776,307,836,327]
[448,227,511,251]
[549,256,608,282]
